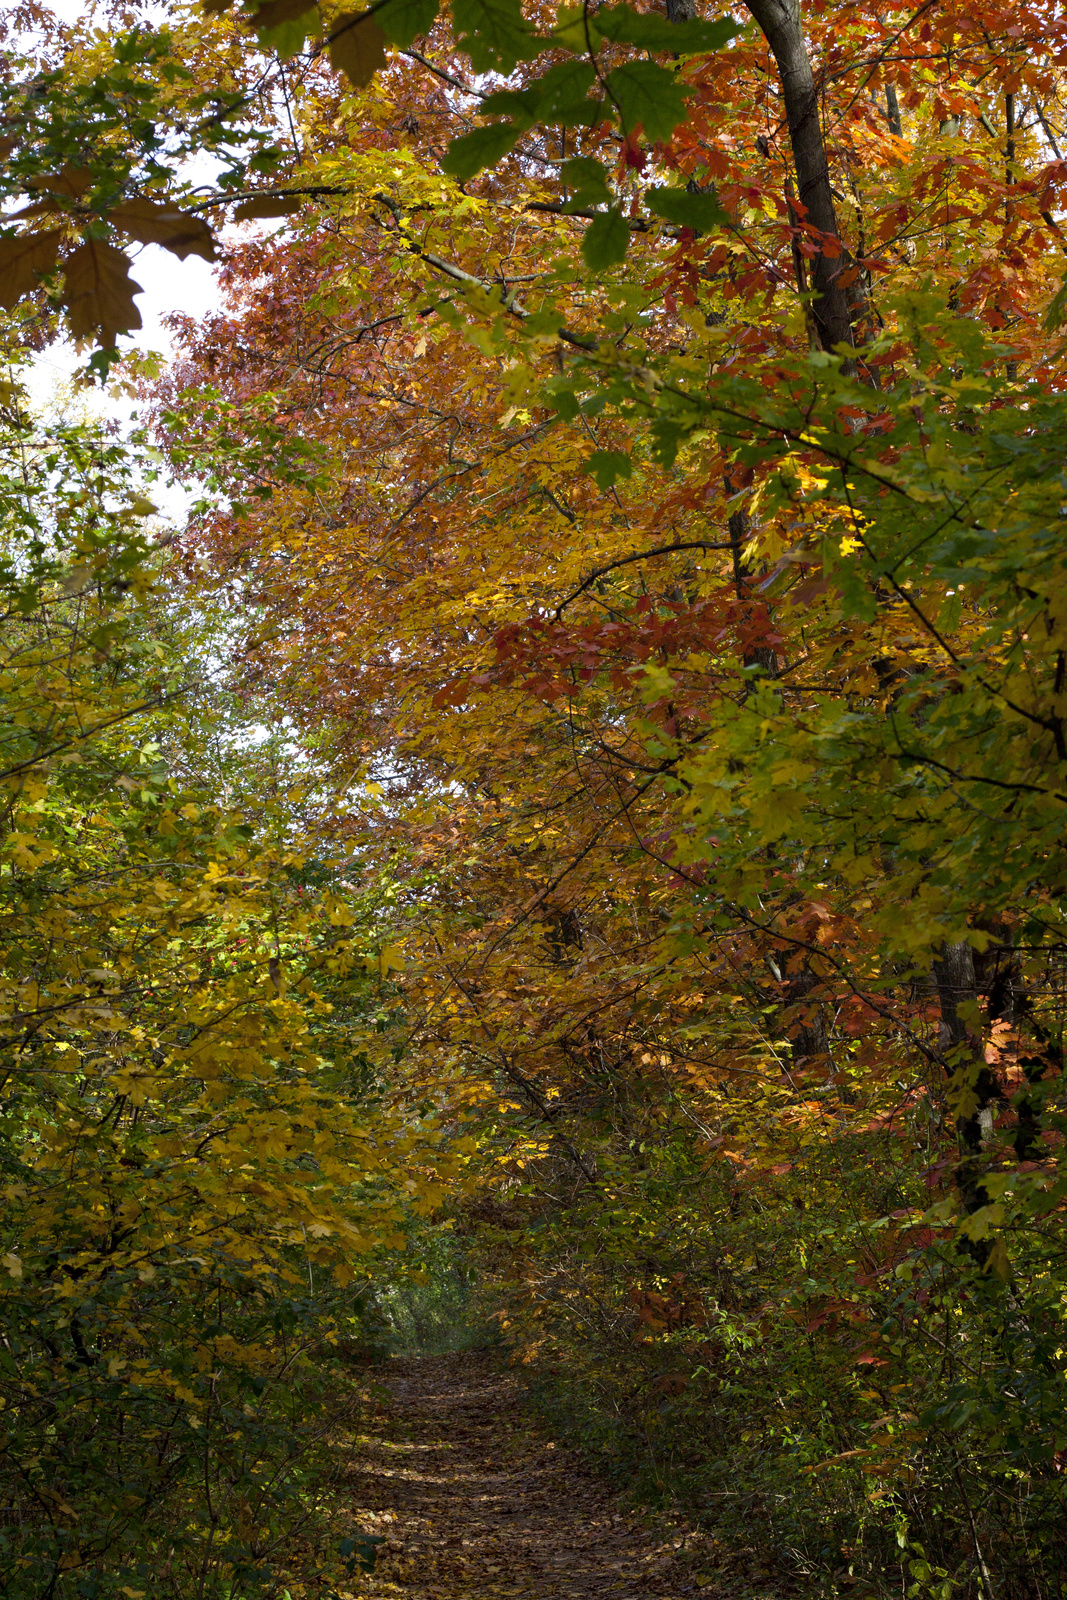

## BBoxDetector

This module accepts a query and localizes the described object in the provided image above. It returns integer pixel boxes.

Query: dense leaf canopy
[2,0,1067,1594]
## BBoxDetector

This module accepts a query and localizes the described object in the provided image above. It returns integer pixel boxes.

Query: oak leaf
[60,240,143,346]
[109,199,218,261]
[0,230,63,308]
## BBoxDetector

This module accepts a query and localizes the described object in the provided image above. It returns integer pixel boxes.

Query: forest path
[333,1349,727,1600]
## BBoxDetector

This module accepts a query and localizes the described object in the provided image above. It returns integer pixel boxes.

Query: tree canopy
[2,0,1067,1594]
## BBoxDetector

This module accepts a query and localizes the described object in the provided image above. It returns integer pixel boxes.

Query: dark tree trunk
[983,947,1059,1164]
[742,0,854,352]
[933,939,1003,1235]
[885,82,903,137]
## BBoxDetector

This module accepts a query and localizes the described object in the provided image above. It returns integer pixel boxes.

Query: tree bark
[742,0,854,352]
[885,82,903,138]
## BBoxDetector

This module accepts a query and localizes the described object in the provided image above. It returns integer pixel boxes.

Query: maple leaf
[60,239,143,345]
[0,230,63,308]
[583,209,630,270]
[109,199,218,262]
[327,11,388,88]
[234,193,306,219]
[28,165,92,201]
[250,0,318,24]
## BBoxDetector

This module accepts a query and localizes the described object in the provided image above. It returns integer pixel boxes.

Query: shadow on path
[334,1349,722,1599]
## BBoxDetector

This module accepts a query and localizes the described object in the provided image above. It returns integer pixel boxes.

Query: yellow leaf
[984,1236,1011,1281]
[958,1203,1004,1242]
[379,943,405,977]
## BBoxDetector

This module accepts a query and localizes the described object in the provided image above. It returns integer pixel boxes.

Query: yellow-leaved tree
[0,370,464,1594]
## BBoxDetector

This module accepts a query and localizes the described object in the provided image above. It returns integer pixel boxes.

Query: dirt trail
[334,1350,722,1600]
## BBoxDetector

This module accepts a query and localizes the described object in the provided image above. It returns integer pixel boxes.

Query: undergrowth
[463,1122,1067,1600]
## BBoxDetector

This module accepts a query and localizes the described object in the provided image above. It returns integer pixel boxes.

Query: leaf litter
[327,1350,784,1600]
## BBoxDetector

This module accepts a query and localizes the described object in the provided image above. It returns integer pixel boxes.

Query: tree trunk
[885,83,903,138]
[933,939,1002,1234]
[742,0,854,352]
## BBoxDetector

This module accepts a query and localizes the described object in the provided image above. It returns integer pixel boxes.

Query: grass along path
[327,1349,768,1600]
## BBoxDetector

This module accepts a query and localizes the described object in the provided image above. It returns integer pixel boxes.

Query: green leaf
[479,86,542,124]
[451,0,542,73]
[376,0,439,47]
[595,5,738,55]
[550,4,602,51]
[605,61,689,142]
[582,207,630,269]
[442,123,523,182]
[586,450,632,488]
[528,59,599,122]
[1044,273,1067,332]
[481,65,597,129]
[561,155,612,210]
[645,185,728,232]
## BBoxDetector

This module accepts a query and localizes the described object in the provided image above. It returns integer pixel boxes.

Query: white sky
[25,236,230,533]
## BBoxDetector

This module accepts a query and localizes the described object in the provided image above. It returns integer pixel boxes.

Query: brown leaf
[233,193,305,220]
[28,165,92,201]
[249,0,319,27]
[8,198,61,221]
[108,199,218,262]
[327,11,387,88]
[60,240,143,347]
[202,0,234,13]
[0,231,63,310]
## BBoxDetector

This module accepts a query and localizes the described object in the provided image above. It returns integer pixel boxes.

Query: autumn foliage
[3,0,1067,1594]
